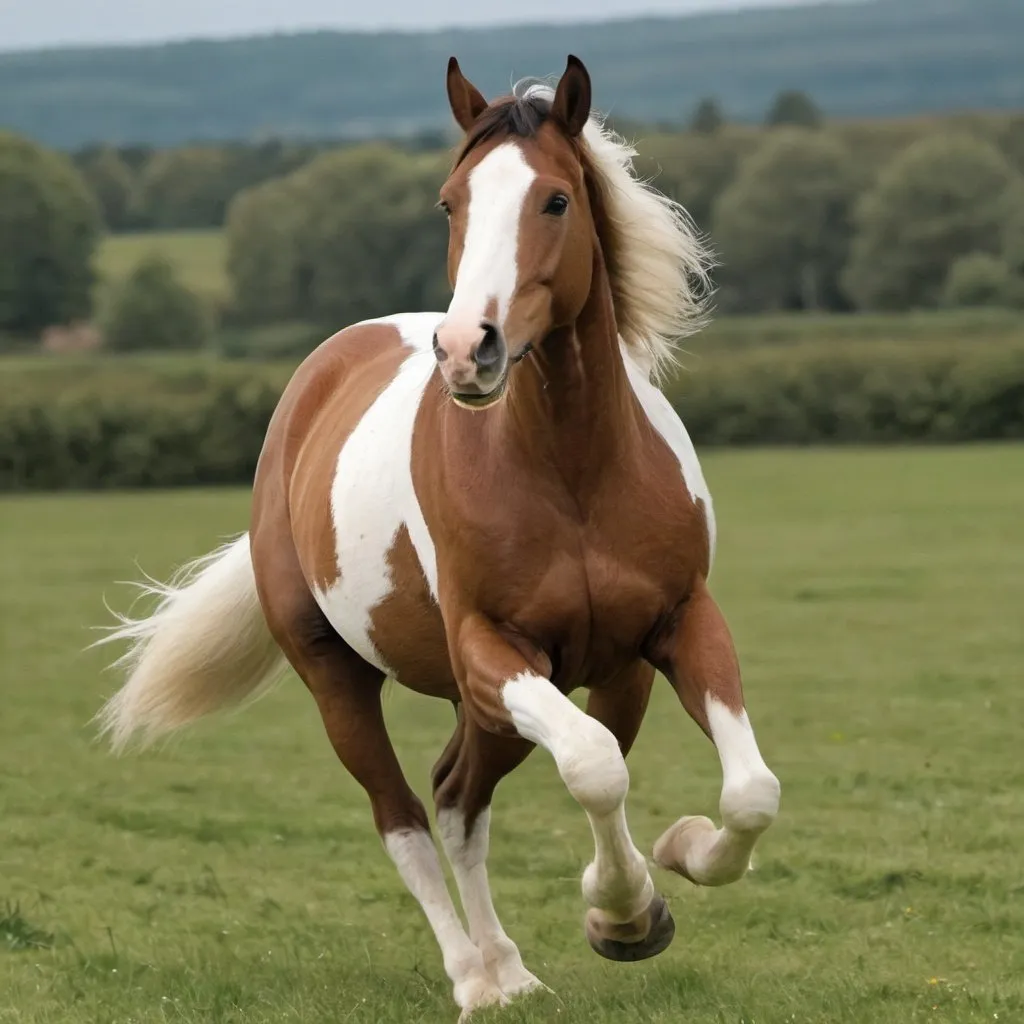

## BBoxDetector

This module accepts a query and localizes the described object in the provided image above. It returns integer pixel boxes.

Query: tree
[227,145,449,328]
[997,113,1024,176]
[1000,191,1024,308]
[296,147,450,325]
[634,132,751,236]
[132,147,235,228]
[711,129,857,311]
[77,145,136,230]
[101,254,212,352]
[1002,186,1024,276]
[0,131,100,334]
[942,253,1014,307]
[844,133,1023,310]
[225,177,308,322]
[765,90,823,129]
[690,98,724,135]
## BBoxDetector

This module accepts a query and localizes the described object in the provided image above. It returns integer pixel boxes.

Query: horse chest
[303,324,716,689]
[566,516,700,657]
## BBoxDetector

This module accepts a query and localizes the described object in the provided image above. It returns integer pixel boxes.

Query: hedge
[1,340,1022,491]
[665,340,1024,445]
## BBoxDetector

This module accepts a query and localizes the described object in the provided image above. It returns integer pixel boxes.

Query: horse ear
[551,54,592,137]
[446,57,489,132]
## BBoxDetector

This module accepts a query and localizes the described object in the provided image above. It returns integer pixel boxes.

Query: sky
[0,0,818,51]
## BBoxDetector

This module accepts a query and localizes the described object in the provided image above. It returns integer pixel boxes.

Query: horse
[95,55,781,1019]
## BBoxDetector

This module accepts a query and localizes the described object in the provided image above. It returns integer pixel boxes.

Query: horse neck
[502,249,639,494]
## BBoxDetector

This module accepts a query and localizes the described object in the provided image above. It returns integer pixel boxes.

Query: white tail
[93,534,286,752]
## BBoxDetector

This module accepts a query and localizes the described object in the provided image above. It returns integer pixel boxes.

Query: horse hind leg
[432,707,548,1001]
[649,577,781,886]
[254,545,502,1018]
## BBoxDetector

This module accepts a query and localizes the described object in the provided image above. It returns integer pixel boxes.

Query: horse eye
[544,194,569,216]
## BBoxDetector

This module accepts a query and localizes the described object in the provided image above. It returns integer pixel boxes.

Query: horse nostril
[472,322,504,370]
[432,332,448,363]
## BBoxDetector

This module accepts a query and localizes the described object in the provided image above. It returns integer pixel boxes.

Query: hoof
[455,975,508,1022]
[653,815,718,885]
[584,894,675,962]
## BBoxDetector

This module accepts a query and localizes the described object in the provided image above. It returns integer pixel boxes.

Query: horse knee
[559,717,629,816]
[720,768,780,834]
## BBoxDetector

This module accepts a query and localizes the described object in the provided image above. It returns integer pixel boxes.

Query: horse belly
[311,324,452,690]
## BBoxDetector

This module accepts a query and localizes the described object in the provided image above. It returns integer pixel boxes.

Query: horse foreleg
[648,576,781,886]
[454,617,674,963]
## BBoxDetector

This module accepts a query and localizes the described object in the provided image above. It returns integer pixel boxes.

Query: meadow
[2,447,1023,1023]
[95,231,230,306]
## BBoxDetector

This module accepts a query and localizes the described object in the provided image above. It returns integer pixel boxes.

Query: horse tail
[93,534,286,753]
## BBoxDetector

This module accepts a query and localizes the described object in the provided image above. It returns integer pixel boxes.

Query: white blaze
[447,142,536,332]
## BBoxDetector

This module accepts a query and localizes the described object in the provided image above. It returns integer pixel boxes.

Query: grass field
[2,447,1023,1023]
[95,231,229,306]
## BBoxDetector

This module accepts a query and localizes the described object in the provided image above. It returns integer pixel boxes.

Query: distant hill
[1,0,1021,149]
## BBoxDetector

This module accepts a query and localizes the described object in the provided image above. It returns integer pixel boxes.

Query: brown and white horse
[96,56,781,1019]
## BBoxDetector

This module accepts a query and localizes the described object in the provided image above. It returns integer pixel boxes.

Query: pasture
[2,447,1022,1023]
[95,231,230,306]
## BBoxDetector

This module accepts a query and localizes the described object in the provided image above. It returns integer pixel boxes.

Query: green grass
[95,230,229,306]
[2,447,1023,1023]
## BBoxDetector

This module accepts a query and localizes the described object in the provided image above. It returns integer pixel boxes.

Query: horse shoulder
[289,314,444,675]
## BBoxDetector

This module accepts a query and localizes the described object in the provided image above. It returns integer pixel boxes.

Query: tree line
[215,104,1024,327]
[2,101,1024,346]
[2,0,1021,149]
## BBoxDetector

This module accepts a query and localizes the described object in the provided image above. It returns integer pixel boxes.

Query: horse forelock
[454,93,556,168]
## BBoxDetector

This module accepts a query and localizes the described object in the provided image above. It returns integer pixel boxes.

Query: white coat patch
[620,343,717,571]
[314,314,442,673]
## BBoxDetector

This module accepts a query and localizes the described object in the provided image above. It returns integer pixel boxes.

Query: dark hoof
[585,895,676,962]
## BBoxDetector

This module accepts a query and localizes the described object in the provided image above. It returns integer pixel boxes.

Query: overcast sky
[1,0,820,51]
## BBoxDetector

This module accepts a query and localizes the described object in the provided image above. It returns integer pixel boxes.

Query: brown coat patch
[369,524,453,698]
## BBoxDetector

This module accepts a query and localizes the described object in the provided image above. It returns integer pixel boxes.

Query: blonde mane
[519,80,714,379]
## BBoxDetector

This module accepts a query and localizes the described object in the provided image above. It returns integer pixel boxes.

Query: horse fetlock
[445,944,489,990]
[482,939,547,1000]
[720,769,780,834]
[452,946,507,1019]
[581,852,653,921]
[653,814,759,886]
[453,961,507,1019]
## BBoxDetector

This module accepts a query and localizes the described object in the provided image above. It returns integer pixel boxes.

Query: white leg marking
[708,697,780,834]
[437,808,546,999]
[501,673,654,922]
[656,697,780,886]
[384,830,505,1017]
